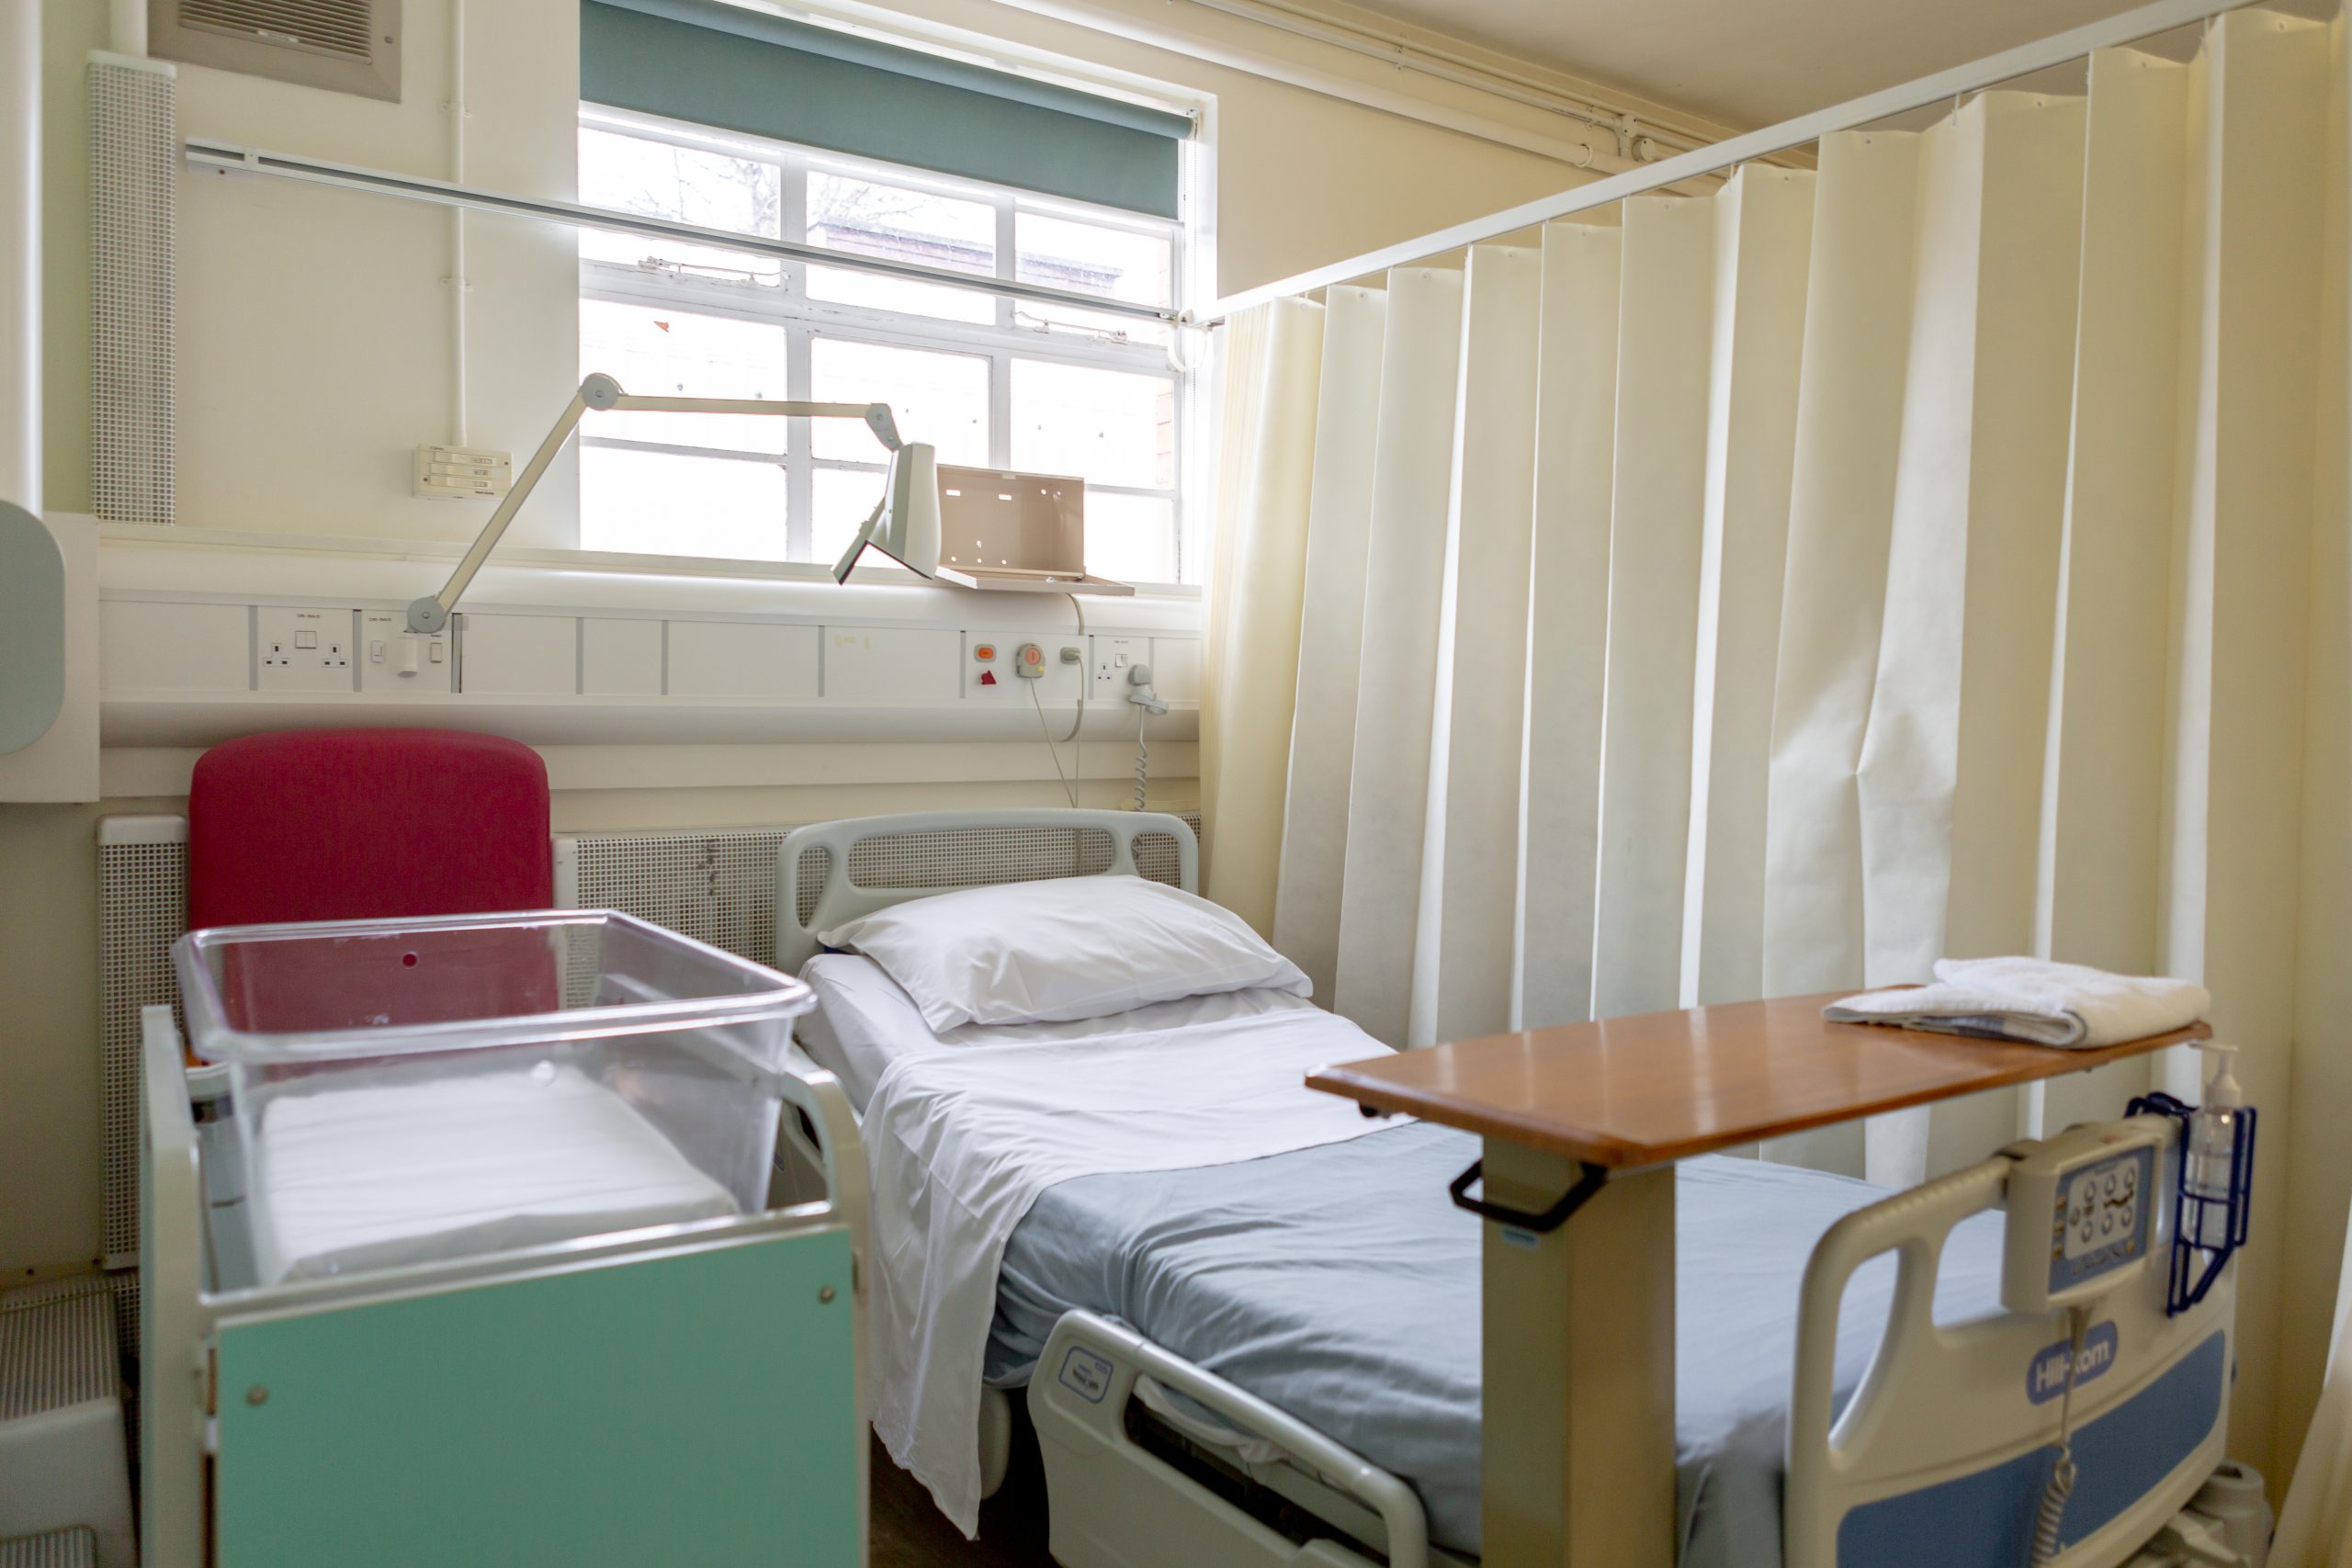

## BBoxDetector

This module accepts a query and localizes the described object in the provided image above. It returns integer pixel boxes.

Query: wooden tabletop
[1305,993,2211,1168]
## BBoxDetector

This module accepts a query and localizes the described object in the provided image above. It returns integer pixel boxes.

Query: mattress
[994,1125,2008,1567]
[249,1063,741,1283]
[796,952,1318,1111]
[807,952,2010,1564]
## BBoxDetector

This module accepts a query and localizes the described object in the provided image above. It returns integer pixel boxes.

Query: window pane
[579,446,789,561]
[1014,211,1171,343]
[578,128,781,286]
[1016,212,1170,304]
[1011,359,1172,490]
[805,265,995,325]
[812,466,892,570]
[808,172,995,321]
[580,300,790,453]
[1081,492,1174,583]
[810,337,989,465]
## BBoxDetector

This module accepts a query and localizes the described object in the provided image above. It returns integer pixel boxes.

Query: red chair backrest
[187,730,557,1043]
[188,728,553,928]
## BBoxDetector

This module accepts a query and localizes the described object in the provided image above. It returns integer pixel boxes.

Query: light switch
[429,644,445,663]
[370,640,386,662]
[294,630,318,649]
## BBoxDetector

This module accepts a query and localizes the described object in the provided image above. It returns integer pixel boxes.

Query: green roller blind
[581,0,1189,219]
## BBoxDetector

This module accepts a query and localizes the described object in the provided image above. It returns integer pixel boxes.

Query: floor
[870,1433,1057,1568]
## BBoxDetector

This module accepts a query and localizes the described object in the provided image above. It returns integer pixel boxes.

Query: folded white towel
[1824,957,2210,1049]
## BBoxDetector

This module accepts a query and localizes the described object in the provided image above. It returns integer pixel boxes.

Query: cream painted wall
[39,0,1616,540]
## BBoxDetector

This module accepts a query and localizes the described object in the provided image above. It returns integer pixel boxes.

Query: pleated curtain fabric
[1206,8,2352,1499]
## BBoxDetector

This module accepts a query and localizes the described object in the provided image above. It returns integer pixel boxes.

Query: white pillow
[817,874,1311,1032]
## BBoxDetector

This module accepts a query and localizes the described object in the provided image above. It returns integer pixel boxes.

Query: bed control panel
[2001,1120,2164,1314]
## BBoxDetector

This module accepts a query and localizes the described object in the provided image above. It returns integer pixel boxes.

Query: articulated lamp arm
[404,373,909,634]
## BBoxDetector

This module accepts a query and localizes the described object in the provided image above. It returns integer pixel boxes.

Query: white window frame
[577,104,1196,585]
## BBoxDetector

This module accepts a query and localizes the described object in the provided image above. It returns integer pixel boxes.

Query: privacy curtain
[1200,8,2352,1500]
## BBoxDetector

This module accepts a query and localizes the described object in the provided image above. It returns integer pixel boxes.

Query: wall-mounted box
[583,619,663,697]
[101,600,251,693]
[825,626,959,703]
[667,622,820,701]
[458,614,578,696]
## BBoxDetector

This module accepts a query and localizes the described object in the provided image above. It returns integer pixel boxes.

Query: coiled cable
[1133,702,1150,811]
[2029,1305,2094,1567]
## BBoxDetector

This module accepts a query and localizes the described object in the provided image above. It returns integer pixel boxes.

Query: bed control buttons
[1057,1346,1114,1404]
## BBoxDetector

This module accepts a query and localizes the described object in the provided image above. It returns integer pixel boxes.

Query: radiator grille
[89,59,177,527]
[0,1529,97,1568]
[179,0,376,58]
[0,1277,119,1422]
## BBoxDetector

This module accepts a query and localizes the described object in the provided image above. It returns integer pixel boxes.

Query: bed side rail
[139,1005,207,1568]
[1030,1310,1426,1568]
[1785,1122,2233,1568]
[775,809,1200,974]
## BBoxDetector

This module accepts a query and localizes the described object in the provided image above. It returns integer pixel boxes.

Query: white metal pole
[1198,0,2264,321]
[0,0,40,513]
[108,0,145,56]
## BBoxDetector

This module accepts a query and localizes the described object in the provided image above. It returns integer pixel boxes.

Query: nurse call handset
[2001,1120,2164,1315]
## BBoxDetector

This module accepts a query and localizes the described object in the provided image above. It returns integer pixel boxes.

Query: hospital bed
[776,807,2245,1568]
[138,909,871,1568]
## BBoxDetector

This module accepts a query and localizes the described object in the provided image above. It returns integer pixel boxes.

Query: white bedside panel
[458,614,578,695]
[101,601,250,692]
[825,626,958,702]
[582,618,663,697]
[668,621,820,700]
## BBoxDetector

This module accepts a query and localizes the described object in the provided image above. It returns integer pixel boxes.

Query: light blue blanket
[987,1122,2007,1564]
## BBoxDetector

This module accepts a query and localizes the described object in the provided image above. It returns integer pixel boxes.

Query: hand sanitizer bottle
[2184,1044,2245,1250]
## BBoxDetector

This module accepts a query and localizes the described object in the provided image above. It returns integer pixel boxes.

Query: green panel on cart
[215,1228,856,1566]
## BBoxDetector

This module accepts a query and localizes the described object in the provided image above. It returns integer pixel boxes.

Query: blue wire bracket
[2127,1091,2256,1315]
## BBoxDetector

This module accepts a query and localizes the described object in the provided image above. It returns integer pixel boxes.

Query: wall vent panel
[152,0,401,101]
[88,58,177,527]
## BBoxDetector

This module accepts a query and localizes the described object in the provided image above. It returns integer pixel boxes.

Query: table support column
[1479,1142,1675,1567]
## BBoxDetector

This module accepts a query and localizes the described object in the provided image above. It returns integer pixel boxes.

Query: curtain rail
[182,137,1182,326]
[1196,0,2258,323]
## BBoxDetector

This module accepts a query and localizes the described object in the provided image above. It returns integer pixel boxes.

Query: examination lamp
[404,372,943,635]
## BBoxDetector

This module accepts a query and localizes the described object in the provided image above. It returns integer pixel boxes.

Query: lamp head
[831,443,942,583]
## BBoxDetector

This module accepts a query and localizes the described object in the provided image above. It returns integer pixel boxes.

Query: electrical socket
[256,607,356,693]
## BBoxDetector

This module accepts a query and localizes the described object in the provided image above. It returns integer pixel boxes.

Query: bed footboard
[1785,1122,2233,1568]
[1029,1311,1430,1568]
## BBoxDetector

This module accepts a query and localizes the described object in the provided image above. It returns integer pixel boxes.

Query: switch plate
[412,445,514,501]
[967,632,1086,701]
[256,607,356,692]
[359,610,450,692]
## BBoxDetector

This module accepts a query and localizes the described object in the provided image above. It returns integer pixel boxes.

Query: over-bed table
[1304,1000,2213,1567]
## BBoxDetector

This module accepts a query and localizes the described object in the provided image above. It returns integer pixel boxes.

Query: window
[577,110,1193,584]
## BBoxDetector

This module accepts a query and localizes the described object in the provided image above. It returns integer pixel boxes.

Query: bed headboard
[775,809,1200,975]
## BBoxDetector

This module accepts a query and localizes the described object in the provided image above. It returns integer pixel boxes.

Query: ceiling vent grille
[151,0,401,101]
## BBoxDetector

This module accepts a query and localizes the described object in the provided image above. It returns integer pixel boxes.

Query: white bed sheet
[795,952,1318,1112]
[250,1063,741,1283]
